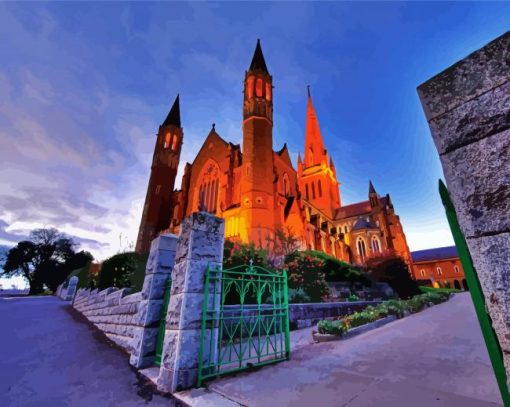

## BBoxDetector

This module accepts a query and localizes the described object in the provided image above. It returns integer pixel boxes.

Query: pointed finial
[212,123,215,130]
[307,85,311,98]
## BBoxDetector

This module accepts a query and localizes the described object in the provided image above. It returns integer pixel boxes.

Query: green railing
[198,262,290,386]
[154,277,172,366]
[439,180,510,406]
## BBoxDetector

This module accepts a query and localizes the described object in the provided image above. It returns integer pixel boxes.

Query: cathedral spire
[303,86,326,167]
[249,39,269,74]
[162,94,181,127]
[369,180,377,195]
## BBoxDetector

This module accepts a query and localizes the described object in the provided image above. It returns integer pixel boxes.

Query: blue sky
[0,2,509,271]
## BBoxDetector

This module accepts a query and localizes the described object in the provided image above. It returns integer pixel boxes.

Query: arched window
[436,267,442,276]
[318,179,322,197]
[195,159,220,214]
[266,83,271,101]
[454,265,460,273]
[305,184,309,200]
[282,174,290,197]
[357,238,367,262]
[246,76,254,99]
[164,133,171,149]
[171,135,178,151]
[312,182,316,199]
[371,236,381,254]
[420,269,425,277]
[256,78,263,97]
[344,226,348,234]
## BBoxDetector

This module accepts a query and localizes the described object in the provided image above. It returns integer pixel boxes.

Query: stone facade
[56,276,79,302]
[417,31,510,386]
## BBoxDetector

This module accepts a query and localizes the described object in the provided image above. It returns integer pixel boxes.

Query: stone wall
[73,287,142,352]
[417,31,510,383]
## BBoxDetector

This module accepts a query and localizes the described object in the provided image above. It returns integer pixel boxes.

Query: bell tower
[135,95,183,253]
[240,39,275,245]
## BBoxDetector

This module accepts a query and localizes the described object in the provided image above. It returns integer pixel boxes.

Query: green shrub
[317,319,348,336]
[347,294,360,302]
[288,288,311,303]
[283,252,329,302]
[406,296,426,313]
[97,252,148,292]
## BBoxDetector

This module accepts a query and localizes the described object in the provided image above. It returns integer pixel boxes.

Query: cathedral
[135,40,413,268]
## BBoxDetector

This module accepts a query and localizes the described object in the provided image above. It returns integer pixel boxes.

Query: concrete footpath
[177,293,503,406]
[0,296,175,407]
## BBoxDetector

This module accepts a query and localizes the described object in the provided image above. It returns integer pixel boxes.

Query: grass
[419,286,462,294]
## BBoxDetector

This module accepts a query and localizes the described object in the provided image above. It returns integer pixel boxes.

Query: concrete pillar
[157,212,224,393]
[417,31,510,383]
[64,276,79,301]
[130,233,178,368]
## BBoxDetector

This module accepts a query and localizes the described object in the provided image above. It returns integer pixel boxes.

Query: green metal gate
[198,262,290,386]
[154,278,172,366]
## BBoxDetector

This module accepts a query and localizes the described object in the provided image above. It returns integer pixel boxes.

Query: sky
[0,2,509,282]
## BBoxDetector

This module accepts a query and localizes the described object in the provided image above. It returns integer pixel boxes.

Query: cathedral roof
[335,196,389,220]
[352,218,378,231]
[249,39,269,74]
[162,94,181,127]
[275,143,293,168]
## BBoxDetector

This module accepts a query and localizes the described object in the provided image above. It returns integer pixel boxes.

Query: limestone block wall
[73,287,142,352]
[417,31,510,382]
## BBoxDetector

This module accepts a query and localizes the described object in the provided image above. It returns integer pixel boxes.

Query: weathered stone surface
[175,213,225,264]
[419,31,510,391]
[428,81,510,155]
[441,129,510,238]
[417,31,510,120]
[170,260,222,296]
[157,366,199,393]
[141,273,171,300]
[135,299,164,326]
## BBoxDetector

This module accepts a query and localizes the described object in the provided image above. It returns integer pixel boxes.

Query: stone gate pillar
[417,32,510,384]
[130,233,178,368]
[157,212,224,393]
[64,276,79,301]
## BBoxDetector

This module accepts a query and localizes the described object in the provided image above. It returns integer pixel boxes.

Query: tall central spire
[249,39,269,74]
[303,87,326,167]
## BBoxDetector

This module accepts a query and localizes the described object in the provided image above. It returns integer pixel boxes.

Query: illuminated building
[136,40,412,268]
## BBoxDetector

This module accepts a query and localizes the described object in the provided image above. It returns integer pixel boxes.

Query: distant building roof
[411,246,459,263]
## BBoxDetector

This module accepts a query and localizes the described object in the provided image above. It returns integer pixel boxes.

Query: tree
[366,255,421,299]
[2,228,93,294]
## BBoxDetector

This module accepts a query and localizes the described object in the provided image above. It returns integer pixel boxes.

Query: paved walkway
[0,296,173,407]
[178,293,503,406]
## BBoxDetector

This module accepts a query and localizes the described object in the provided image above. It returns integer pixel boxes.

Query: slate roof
[335,196,389,220]
[352,218,378,231]
[411,246,459,263]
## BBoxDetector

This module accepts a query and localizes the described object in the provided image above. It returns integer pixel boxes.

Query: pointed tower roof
[162,94,181,127]
[249,39,269,73]
[303,86,326,167]
[369,180,377,194]
[297,152,302,164]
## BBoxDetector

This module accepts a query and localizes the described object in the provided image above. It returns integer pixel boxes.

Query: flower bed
[315,290,452,338]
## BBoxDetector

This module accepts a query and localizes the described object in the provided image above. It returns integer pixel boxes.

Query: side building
[411,246,467,290]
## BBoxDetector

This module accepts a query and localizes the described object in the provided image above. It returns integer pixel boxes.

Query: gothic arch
[371,235,381,254]
[194,158,220,214]
[356,237,367,262]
